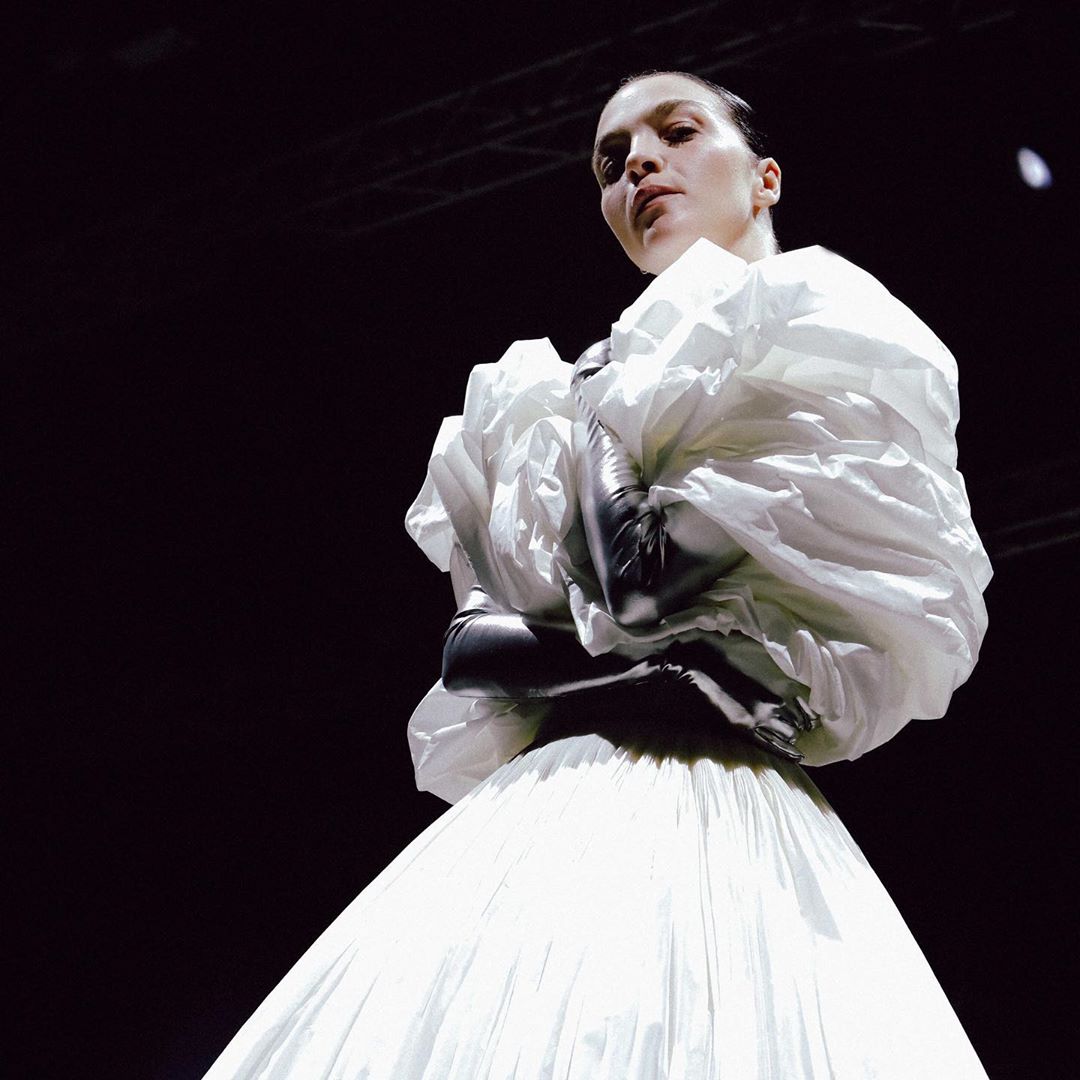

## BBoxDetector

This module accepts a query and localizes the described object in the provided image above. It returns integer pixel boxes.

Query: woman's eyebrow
[592,98,704,167]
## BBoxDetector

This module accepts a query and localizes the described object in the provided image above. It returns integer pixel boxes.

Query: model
[204,71,992,1079]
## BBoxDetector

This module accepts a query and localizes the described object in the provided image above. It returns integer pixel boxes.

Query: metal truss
[294,0,1019,239]
[8,0,1023,354]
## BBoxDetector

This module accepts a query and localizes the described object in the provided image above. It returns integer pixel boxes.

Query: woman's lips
[635,191,678,225]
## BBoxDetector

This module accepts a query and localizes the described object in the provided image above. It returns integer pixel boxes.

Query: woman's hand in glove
[663,638,816,763]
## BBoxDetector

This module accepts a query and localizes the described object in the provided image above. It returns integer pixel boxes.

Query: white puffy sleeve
[573,240,992,764]
[404,240,991,799]
[403,340,575,802]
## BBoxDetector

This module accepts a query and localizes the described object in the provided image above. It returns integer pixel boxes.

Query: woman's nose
[625,139,663,183]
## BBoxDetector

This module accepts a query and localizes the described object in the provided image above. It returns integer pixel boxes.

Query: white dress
[204,241,992,1079]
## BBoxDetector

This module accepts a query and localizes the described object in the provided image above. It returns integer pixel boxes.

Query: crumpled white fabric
[405,239,991,802]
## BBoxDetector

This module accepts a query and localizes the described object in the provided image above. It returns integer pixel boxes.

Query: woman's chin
[637,232,699,276]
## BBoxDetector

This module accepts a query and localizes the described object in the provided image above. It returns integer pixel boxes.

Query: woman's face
[593,74,781,274]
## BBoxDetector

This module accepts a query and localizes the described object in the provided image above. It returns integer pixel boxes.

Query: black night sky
[9,3,1077,1077]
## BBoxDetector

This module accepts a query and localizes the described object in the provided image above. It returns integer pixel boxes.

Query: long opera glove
[441,586,674,699]
[442,591,814,761]
[572,339,745,628]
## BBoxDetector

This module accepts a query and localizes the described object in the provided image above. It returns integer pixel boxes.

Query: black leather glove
[442,587,815,762]
[572,339,745,628]
[442,586,672,700]
[662,638,816,762]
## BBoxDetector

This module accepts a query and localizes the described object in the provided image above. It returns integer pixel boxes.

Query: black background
[9,3,1077,1077]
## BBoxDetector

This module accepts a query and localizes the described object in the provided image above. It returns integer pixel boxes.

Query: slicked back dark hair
[612,70,769,159]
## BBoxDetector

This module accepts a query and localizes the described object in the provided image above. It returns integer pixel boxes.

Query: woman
[204,72,991,1078]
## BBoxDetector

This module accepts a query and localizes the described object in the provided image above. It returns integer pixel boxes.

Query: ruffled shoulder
[594,240,959,474]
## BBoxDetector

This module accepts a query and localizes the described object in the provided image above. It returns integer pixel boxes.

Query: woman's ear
[754,157,781,209]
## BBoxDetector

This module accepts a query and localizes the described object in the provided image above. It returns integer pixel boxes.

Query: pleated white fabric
[203,724,987,1078]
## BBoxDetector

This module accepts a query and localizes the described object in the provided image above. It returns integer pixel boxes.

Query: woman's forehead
[596,74,725,137]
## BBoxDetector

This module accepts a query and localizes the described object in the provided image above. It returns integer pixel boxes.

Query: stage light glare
[1016,147,1052,189]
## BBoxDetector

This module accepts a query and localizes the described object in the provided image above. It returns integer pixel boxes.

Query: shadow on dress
[506,677,832,811]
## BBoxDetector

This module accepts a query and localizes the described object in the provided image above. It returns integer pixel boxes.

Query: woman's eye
[665,125,696,143]
[601,158,622,184]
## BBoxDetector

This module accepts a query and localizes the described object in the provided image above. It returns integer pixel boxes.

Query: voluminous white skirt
[204,713,987,1079]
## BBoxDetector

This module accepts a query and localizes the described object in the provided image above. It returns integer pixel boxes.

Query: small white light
[1016,147,1052,189]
